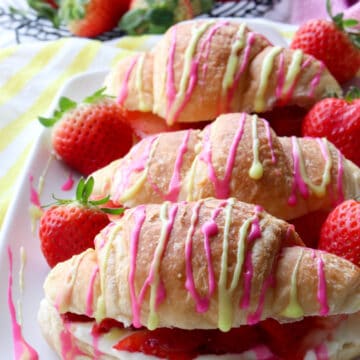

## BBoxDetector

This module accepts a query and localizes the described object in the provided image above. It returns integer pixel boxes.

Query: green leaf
[343,19,359,28]
[38,116,57,127]
[90,195,111,206]
[76,177,86,202]
[148,7,174,27]
[59,96,77,112]
[349,32,360,49]
[101,207,125,215]
[81,177,94,203]
[119,8,149,33]
[345,86,360,101]
[83,87,112,104]
[200,0,214,12]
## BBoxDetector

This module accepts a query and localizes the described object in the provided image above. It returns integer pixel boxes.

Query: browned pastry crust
[91,113,360,221]
[42,199,360,331]
[104,20,341,124]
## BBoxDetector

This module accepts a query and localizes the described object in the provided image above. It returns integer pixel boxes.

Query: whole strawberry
[318,200,360,267]
[302,87,360,167]
[59,0,130,37]
[39,88,133,176]
[39,177,123,267]
[290,0,360,84]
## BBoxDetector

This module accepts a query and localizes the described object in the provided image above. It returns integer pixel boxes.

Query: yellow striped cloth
[0,35,160,227]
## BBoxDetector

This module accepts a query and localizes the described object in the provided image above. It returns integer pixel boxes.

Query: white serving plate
[0,20,293,359]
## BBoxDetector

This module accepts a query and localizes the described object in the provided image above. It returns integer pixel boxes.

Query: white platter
[0,20,292,359]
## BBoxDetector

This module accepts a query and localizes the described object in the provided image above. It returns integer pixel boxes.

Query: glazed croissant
[104,20,341,125]
[91,113,360,221]
[41,199,360,329]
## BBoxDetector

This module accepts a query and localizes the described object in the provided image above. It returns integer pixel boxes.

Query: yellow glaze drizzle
[95,223,123,321]
[57,249,90,313]
[218,204,260,331]
[119,136,160,203]
[254,46,282,112]
[249,115,264,180]
[297,137,332,197]
[135,53,151,112]
[281,50,303,96]
[281,248,304,318]
[185,155,200,202]
[147,202,170,330]
[222,23,247,95]
[167,21,214,124]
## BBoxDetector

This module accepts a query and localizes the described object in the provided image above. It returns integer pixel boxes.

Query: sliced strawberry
[289,210,330,248]
[124,111,181,140]
[261,106,307,137]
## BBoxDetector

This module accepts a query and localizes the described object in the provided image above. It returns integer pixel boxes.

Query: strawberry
[290,0,360,84]
[261,106,307,137]
[124,111,181,141]
[59,0,130,38]
[302,87,360,167]
[39,88,133,176]
[39,177,123,267]
[289,210,330,248]
[318,199,360,267]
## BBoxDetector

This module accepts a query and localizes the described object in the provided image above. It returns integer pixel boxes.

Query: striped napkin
[0,35,160,227]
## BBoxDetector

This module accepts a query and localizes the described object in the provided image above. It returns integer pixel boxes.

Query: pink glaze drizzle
[240,206,263,309]
[61,173,74,191]
[166,130,190,200]
[166,26,177,116]
[85,265,99,317]
[197,203,226,311]
[288,136,310,205]
[314,343,329,360]
[29,175,40,207]
[129,205,147,328]
[200,21,229,81]
[185,201,208,312]
[308,61,325,97]
[60,321,87,359]
[117,56,139,106]
[246,275,274,325]
[130,204,178,328]
[226,32,256,108]
[316,254,329,316]
[7,247,39,360]
[113,135,159,200]
[252,344,276,359]
[200,113,246,198]
[262,119,276,164]
[148,130,191,201]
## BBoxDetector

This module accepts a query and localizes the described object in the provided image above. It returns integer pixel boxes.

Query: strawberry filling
[63,313,344,359]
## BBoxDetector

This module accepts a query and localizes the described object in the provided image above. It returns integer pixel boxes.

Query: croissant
[38,199,360,359]
[91,113,360,221]
[104,20,341,125]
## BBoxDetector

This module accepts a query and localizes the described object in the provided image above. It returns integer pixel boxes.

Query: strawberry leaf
[38,116,57,127]
[59,96,77,112]
[76,177,87,202]
[83,87,113,104]
[344,86,360,101]
[101,207,124,215]
[343,19,359,28]
[90,196,111,206]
